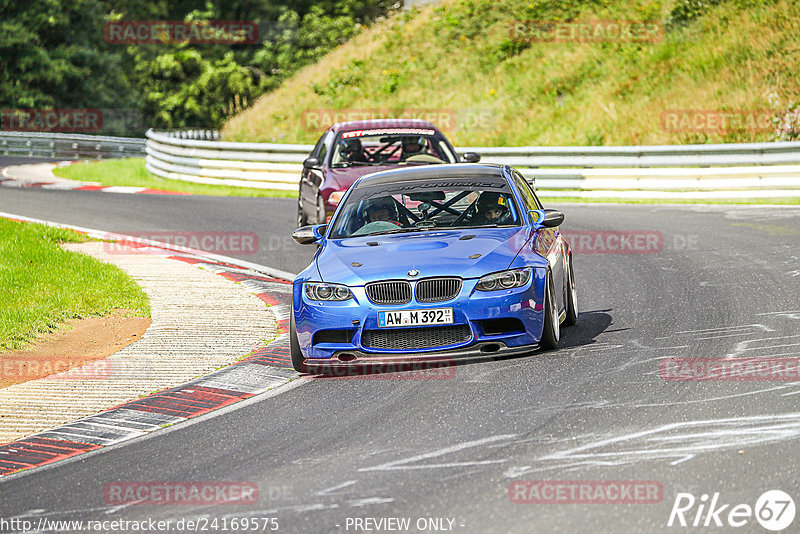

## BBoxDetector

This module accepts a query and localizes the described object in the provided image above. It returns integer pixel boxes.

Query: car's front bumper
[293,271,548,364]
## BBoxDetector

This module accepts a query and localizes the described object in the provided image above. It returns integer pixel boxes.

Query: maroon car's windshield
[331,129,457,167]
[329,177,521,238]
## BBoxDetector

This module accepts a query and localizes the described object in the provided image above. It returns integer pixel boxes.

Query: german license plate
[377,308,453,328]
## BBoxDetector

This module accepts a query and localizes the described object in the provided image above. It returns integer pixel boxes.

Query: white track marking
[629,386,798,408]
[757,310,800,319]
[359,434,517,472]
[630,340,690,351]
[727,334,800,358]
[503,413,800,476]
[348,497,395,507]
[316,480,358,496]
[655,324,774,339]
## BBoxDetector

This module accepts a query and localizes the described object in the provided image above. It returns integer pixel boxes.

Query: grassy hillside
[223,0,800,146]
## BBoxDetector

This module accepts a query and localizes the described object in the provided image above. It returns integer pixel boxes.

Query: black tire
[564,255,578,326]
[290,311,307,373]
[539,272,560,350]
[297,197,308,228]
[315,195,326,225]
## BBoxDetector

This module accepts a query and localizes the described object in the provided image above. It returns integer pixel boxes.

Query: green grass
[223,0,800,147]
[0,219,151,351]
[53,158,296,198]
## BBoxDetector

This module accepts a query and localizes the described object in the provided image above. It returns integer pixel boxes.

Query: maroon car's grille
[365,281,412,305]
[362,325,472,350]
[415,277,462,303]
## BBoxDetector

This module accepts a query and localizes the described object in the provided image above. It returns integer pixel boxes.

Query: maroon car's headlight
[476,268,531,292]
[304,282,353,301]
[329,191,345,206]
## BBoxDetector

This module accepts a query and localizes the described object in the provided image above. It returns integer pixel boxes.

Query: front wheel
[315,195,327,225]
[297,197,308,228]
[539,272,560,350]
[564,255,578,326]
[290,311,306,373]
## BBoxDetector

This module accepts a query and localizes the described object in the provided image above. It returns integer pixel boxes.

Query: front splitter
[305,341,537,368]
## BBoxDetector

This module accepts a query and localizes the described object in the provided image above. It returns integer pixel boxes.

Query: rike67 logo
[668,490,795,531]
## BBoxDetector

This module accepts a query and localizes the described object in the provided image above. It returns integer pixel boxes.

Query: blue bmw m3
[289,163,578,373]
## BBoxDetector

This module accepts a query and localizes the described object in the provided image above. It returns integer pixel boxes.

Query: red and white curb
[0,164,190,195]
[0,213,297,477]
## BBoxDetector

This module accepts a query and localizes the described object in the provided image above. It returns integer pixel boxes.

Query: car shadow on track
[303,309,614,378]
[556,308,615,350]
[479,308,615,367]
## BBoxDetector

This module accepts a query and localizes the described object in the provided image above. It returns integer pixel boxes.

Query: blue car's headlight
[304,282,353,301]
[476,268,532,292]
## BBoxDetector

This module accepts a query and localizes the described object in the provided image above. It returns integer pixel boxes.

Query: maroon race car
[297,119,480,226]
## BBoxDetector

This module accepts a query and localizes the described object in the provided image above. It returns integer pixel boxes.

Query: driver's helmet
[340,138,363,161]
[364,196,398,222]
[476,192,508,221]
[401,136,426,155]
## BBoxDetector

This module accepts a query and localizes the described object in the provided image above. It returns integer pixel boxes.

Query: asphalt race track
[0,158,311,274]
[2,166,800,533]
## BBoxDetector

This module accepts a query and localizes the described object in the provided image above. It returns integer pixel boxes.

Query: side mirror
[303,156,320,168]
[530,209,564,228]
[292,224,327,245]
[313,224,328,241]
[461,152,481,163]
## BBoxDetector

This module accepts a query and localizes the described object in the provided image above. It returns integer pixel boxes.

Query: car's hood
[324,165,401,192]
[316,227,532,286]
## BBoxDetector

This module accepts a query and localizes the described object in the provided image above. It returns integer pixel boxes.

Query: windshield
[330,128,457,167]
[329,176,521,238]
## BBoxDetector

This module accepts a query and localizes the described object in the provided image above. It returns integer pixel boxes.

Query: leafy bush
[312,59,367,107]
[0,0,394,133]
[666,0,725,26]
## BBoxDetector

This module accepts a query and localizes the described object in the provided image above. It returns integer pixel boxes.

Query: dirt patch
[0,310,151,388]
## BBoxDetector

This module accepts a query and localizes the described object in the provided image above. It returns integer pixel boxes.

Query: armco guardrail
[145,129,800,197]
[145,129,308,191]
[4,129,799,197]
[458,142,800,167]
[0,131,145,159]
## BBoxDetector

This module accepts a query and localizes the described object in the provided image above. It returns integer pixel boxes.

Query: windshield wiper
[363,227,428,236]
[332,161,389,168]
[467,224,520,229]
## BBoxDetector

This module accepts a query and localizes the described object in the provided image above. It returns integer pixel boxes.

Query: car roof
[330,118,439,133]
[355,163,510,186]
